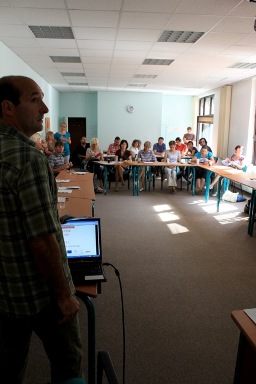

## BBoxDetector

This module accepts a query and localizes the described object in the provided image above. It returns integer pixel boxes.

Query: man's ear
[1,100,15,116]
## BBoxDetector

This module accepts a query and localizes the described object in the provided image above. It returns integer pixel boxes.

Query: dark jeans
[0,303,83,384]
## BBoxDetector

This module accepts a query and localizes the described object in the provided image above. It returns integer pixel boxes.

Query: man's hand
[57,295,80,324]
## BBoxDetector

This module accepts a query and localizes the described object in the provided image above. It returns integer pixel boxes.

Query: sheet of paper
[56,179,70,182]
[75,171,88,175]
[244,308,256,324]
[58,189,73,194]
[58,197,66,202]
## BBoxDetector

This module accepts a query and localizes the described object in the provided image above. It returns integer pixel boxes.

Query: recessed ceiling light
[143,59,174,65]
[61,72,85,77]
[50,56,81,63]
[29,26,74,39]
[158,30,204,43]
[230,63,256,69]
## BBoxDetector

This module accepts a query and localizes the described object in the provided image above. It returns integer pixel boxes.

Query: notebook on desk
[61,217,106,284]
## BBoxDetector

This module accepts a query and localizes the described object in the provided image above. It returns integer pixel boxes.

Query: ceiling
[1,0,256,95]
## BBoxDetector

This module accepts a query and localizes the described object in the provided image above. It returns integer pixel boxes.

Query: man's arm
[29,233,79,323]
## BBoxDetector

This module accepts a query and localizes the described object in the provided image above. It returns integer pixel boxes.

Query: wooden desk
[57,170,95,217]
[58,197,93,217]
[231,310,256,383]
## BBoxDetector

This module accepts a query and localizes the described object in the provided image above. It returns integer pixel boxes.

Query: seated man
[48,141,73,174]
[175,137,187,156]
[107,136,121,155]
[71,136,90,168]
[153,136,166,158]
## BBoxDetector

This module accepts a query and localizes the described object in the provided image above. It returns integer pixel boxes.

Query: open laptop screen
[61,218,101,260]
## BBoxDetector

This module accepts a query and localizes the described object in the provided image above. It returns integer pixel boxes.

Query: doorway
[68,117,86,153]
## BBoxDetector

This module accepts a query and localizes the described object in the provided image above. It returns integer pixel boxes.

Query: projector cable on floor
[103,262,126,384]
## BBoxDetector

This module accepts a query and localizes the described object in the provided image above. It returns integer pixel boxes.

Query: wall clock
[126,105,135,113]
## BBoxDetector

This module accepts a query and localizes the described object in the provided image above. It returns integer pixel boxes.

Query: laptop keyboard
[69,261,104,283]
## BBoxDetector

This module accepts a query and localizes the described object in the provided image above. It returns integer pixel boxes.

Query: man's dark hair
[158,136,164,140]
[55,141,64,148]
[114,136,120,141]
[0,76,21,117]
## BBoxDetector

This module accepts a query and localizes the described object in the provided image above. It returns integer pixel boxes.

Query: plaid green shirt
[0,125,75,317]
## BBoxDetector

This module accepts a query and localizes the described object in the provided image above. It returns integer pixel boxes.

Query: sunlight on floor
[167,223,189,234]
[214,212,248,225]
[153,204,171,212]
[158,212,179,222]
[153,194,248,233]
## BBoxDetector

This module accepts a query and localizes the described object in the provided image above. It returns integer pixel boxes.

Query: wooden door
[68,117,86,153]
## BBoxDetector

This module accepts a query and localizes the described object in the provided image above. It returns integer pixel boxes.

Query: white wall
[229,78,255,163]
[0,42,59,136]
[97,91,163,150]
[97,91,193,150]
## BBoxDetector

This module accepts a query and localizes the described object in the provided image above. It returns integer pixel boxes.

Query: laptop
[61,217,106,284]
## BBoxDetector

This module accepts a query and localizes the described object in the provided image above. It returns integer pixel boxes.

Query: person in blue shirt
[192,145,215,194]
[153,136,166,158]
[54,122,71,163]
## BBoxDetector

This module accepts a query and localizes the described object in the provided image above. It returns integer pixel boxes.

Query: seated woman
[191,145,215,194]
[44,130,55,157]
[209,145,245,196]
[129,139,139,159]
[164,140,181,192]
[114,139,131,191]
[86,137,104,193]
[138,141,156,192]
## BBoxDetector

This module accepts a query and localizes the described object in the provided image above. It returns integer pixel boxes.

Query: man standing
[0,76,83,383]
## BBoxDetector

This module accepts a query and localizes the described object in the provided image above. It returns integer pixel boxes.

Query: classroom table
[201,164,256,235]
[231,309,256,383]
[97,160,197,196]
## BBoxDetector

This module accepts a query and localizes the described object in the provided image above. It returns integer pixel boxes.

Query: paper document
[59,186,80,189]
[56,179,70,183]
[75,171,88,175]
[58,189,73,194]
[58,197,66,202]
[244,308,256,324]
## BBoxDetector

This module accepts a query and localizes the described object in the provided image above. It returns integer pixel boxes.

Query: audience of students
[86,137,104,193]
[183,127,195,144]
[209,145,245,196]
[191,145,215,194]
[129,139,139,158]
[54,122,71,163]
[164,140,181,192]
[114,140,132,191]
[175,137,187,156]
[44,131,55,157]
[153,136,166,157]
[71,136,90,168]
[138,141,157,192]
[107,136,121,155]
[48,141,73,174]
